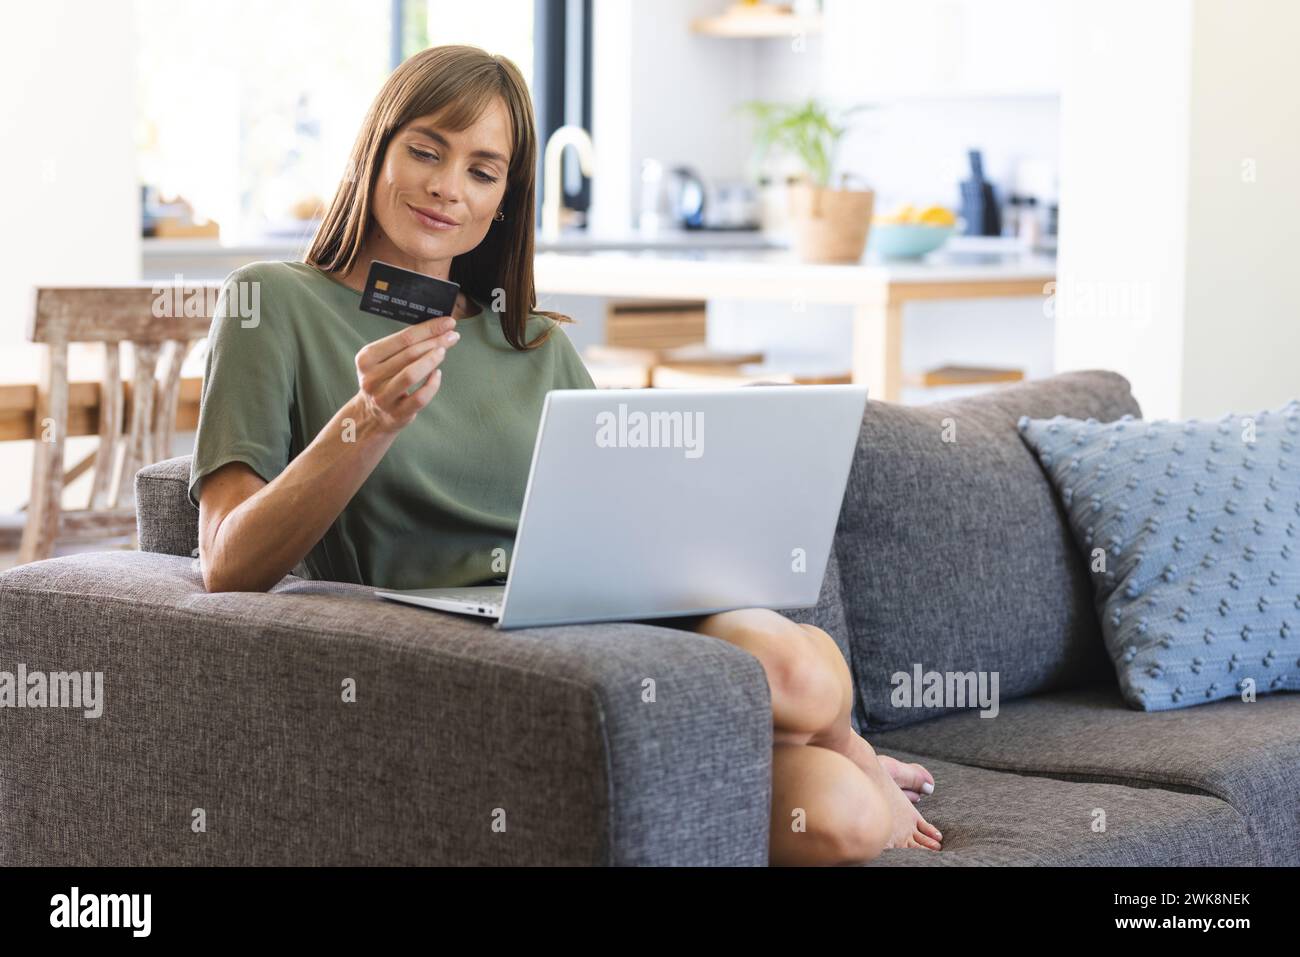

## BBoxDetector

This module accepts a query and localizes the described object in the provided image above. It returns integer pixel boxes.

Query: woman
[190,44,942,864]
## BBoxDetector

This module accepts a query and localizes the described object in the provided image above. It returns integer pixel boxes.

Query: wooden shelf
[904,365,1026,388]
[586,361,652,390]
[605,300,707,350]
[583,342,770,390]
[585,343,765,368]
[691,6,823,39]
[653,363,850,389]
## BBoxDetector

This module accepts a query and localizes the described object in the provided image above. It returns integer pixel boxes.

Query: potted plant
[737,98,874,263]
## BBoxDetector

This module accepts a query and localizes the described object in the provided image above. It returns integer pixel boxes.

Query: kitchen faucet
[541,125,595,240]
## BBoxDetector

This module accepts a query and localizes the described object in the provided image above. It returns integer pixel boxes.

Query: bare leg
[693,609,846,739]
[770,742,891,865]
[692,609,942,852]
[785,624,936,804]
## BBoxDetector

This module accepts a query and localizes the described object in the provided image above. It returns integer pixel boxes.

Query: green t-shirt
[188,259,596,590]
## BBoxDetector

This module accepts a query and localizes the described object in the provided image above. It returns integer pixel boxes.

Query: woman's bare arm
[197,314,460,592]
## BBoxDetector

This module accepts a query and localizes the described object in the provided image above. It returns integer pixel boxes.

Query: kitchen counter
[141,226,783,279]
[535,237,1056,400]
[139,230,1054,401]
[537,239,1055,286]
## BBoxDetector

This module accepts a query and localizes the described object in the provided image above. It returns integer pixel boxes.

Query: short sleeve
[188,266,296,509]
[549,322,596,391]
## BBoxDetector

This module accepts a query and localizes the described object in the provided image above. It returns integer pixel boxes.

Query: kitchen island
[139,226,783,282]
[535,239,1056,401]
[139,231,1057,402]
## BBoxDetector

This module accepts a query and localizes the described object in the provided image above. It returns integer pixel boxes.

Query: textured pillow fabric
[1018,402,1300,711]
[839,371,1141,732]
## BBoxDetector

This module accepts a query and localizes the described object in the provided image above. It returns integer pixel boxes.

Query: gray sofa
[2,370,1296,866]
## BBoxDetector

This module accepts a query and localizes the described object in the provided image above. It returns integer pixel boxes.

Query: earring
[494,208,506,222]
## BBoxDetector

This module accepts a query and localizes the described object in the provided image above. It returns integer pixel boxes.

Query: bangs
[399,68,516,163]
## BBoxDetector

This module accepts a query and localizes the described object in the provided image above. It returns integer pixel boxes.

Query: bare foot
[830,729,937,805]
[839,732,942,851]
[804,725,943,850]
[878,754,936,804]
[876,767,943,850]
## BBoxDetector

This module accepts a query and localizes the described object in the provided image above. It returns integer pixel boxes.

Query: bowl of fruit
[868,204,958,259]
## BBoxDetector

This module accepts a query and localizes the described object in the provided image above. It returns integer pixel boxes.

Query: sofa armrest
[136,455,309,578]
[135,455,198,557]
[0,551,773,866]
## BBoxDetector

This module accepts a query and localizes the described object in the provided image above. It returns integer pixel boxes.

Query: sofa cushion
[1018,403,1300,711]
[862,747,1255,866]
[866,684,1300,865]
[840,371,1141,732]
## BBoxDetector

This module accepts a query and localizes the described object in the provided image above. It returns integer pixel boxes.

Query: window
[135,0,537,243]
[533,0,592,221]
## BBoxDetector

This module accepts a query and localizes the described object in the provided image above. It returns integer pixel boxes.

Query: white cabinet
[823,0,1060,99]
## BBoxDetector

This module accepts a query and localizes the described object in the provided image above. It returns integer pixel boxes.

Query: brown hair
[304,44,572,351]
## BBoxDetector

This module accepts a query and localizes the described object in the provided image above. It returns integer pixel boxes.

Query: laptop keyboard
[437,589,503,610]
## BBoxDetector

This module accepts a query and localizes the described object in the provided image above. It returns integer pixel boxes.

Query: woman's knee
[696,610,846,734]
[755,621,845,733]
[796,623,852,703]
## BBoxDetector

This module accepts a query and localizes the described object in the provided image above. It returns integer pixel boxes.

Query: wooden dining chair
[19,282,218,564]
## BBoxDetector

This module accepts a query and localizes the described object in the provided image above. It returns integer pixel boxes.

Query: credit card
[358,260,460,324]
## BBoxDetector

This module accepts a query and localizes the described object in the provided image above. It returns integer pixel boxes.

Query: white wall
[1054,0,1191,420]
[0,0,139,511]
[1179,0,1300,417]
[0,1,139,321]
[820,0,1061,211]
[1055,0,1299,419]
[591,0,755,234]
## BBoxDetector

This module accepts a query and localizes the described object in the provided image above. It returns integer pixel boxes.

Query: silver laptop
[375,384,868,629]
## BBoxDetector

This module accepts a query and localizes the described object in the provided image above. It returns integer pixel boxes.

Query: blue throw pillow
[1018,402,1300,711]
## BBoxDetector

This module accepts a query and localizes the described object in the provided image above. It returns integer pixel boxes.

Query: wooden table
[534,240,1057,401]
[0,344,203,442]
[0,345,204,551]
